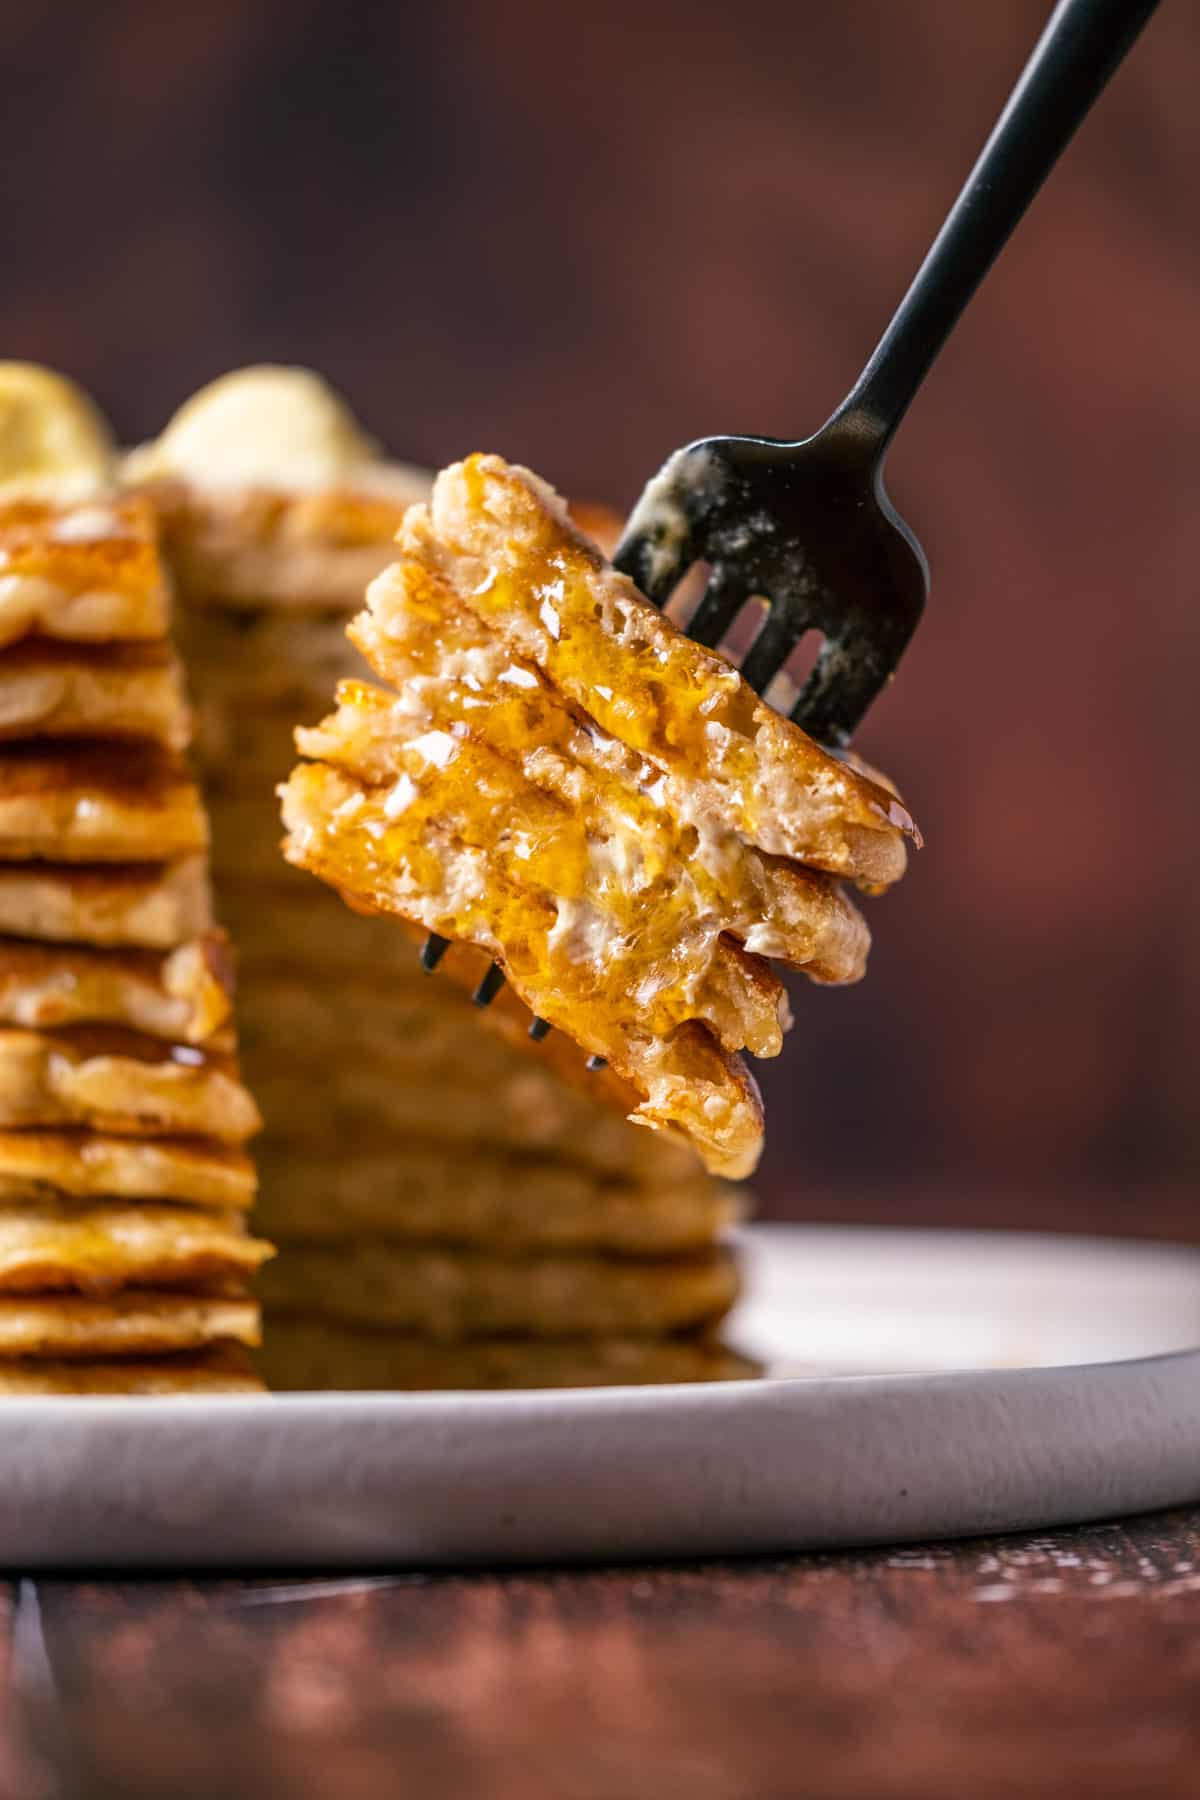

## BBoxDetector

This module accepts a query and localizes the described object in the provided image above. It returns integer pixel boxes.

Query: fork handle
[834,0,1158,454]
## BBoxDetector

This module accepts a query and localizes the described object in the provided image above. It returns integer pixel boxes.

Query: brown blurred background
[3,0,1196,1229]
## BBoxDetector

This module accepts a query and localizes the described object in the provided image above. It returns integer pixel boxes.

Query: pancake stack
[253,953,751,1391]
[0,365,270,1394]
[133,369,753,1388]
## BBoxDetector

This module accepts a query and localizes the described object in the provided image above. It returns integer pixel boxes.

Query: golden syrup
[298,693,784,1055]
[0,497,162,600]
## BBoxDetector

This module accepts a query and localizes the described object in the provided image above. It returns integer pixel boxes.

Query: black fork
[429,0,1157,1030]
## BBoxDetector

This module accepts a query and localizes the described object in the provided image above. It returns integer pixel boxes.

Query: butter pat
[0,364,116,502]
[126,365,379,491]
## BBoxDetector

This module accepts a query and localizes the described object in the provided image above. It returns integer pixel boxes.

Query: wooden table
[4,1511,1199,1799]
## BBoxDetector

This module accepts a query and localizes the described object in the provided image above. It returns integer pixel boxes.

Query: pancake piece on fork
[282,453,917,1179]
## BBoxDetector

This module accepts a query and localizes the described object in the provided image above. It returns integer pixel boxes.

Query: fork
[427,0,1157,1033]
[615,0,1156,743]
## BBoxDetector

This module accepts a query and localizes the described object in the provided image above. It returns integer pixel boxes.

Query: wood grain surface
[3,1511,1200,1800]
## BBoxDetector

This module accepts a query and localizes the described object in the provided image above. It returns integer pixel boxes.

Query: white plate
[5,1224,1200,1568]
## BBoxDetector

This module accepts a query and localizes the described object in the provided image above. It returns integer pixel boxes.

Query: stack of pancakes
[253,954,751,1391]
[282,454,917,1178]
[0,367,270,1393]
[132,369,753,1388]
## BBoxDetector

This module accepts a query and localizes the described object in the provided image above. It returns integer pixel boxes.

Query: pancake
[0,1131,256,1210]
[0,495,169,647]
[0,378,271,1393]
[237,954,764,1090]
[254,1141,741,1253]
[261,1319,755,1391]
[293,675,867,1033]
[207,872,436,976]
[0,1199,272,1293]
[0,857,212,948]
[233,952,508,1045]
[405,455,916,881]
[259,1242,738,1338]
[124,366,430,610]
[0,1347,262,1394]
[0,1289,259,1356]
[345,599,871,976]
[318,926,724,1174]
[281,758,765,1177]
[144,471,429,613]
[0,743,207,862]
[232,921,708,1188]
[0,935,233,1042]
[191,691,338,797]
[412,933,749,1159]
[236,959,707,1187]
[0,639,190,747]
[299,683,858,1008]
[236,968,751,1187]
[237,981,546,1081]
[178,605,368,719]
[0,1025,261,1141]
[251,1055,710,1180]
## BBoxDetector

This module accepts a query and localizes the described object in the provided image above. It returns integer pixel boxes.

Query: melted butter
[0,365,115,502]
[128,365,378,490]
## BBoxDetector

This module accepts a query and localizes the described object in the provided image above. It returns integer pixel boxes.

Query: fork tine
[739,603,804,696]
[611,528,688,612]
[472,963,506,1006]
[789,635,877,747]
[685,566,746,649]
[419,954,566,1051]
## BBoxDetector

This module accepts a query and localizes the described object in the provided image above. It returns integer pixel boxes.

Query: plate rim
[5,1222,1200,1563]
[9,1220,1200,1413]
